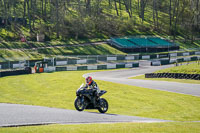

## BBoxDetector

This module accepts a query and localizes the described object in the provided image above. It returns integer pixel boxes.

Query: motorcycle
[74,83,108,113]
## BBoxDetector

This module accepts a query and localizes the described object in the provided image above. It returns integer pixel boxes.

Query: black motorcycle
[74,84,108,113]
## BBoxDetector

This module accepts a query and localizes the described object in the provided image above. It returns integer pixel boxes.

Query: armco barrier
[151,61,161,66]
[145,73,200,80]
[55,62,139,72]
[67,66,77,71]
[170,53,177,57]
[160,59,170,65]
[159,54,169,58]
[117,55,125,60]
[77,59,87,64]
[0,69,31,77]
[150,55,157,59]
[184,57,191,61]
[87,65,97,70]
[97,65,107,70]
[177,52,183,56]
[133,62,139,67]
[67,59,77,65]
[142,55,150,60]
[183,52,190,56]
[125,63,133,68]
[1,51,200,70]
[189,51,195,55]
[107,57,117,61]
[56,61,68,66]
[125,56,134,60]
[56,67,67,71]
[116,63,125,68]
[77,66,88,70]
[97,56,107,61]
[87,59,97,64]
[177,58,184,63]
[195,52,200,55]
[106,64,115,69]
[191,56,198,61]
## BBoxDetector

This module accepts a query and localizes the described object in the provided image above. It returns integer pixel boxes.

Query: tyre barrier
[145,73,200,80]
[0,67,32,77]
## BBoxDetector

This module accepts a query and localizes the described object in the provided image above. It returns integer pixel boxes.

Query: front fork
[80,96,84,104]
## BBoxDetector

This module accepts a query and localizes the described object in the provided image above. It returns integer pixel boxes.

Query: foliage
[0,0,199,42]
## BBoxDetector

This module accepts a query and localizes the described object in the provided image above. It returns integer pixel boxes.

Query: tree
[140,0,147,23]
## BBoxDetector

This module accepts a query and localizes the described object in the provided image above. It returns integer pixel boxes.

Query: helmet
[86,76,92,85]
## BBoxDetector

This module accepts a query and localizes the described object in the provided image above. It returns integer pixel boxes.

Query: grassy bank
[130,63,200,84]
[1,122,200,133]
[155,63,200,74]
[0,44,125,62]
[0,70,200,121]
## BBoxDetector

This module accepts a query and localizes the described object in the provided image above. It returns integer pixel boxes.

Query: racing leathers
[84,80,100,106]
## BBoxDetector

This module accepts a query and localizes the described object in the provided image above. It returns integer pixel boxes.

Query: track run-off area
[0,60,200,127]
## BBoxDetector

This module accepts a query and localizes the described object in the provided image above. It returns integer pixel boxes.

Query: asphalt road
[1,60,199,127]
[84,61,200,97]
[0,103,170,127]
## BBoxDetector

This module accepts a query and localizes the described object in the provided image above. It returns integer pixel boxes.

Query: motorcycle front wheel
[74,97,85,111]
[98,98,108,113]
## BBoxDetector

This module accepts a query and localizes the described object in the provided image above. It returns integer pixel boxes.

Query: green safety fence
[116,63,126,68]
[77,66,88,70]
[56,67,67,71]
[97,65,107,70]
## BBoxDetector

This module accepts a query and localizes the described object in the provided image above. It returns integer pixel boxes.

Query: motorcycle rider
[85,76,100,106]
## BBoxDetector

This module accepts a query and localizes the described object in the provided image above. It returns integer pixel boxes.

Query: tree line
[0,0,199,42]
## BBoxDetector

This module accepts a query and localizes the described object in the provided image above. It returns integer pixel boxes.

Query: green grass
[37,44,125,55]
[0,39,105,49]
[155,63,200,74]
[0,44,125,62]
[0,70,200,121]
[0,122,200,133]
[130,63,200,84]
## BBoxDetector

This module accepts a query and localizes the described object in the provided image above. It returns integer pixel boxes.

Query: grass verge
[0,70,200,121]
[0,122,200,133]
[155,63,200,74]
[130,63,200,84]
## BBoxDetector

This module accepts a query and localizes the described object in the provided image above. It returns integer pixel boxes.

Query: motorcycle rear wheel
[98,98,108,113]
[74,97,85,111]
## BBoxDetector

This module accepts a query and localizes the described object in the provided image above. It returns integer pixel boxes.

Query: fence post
[97,55,99,63]
[8,61,10,69]
[87,55,89,64]
[53,57,55,67]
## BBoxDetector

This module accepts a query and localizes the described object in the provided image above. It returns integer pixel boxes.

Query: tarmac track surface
[84,61,200,97]
[0,103,170,127]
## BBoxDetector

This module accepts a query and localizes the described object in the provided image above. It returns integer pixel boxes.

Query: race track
[0,103,170,127]
[84,61,200,97]
[1,61,199,127]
